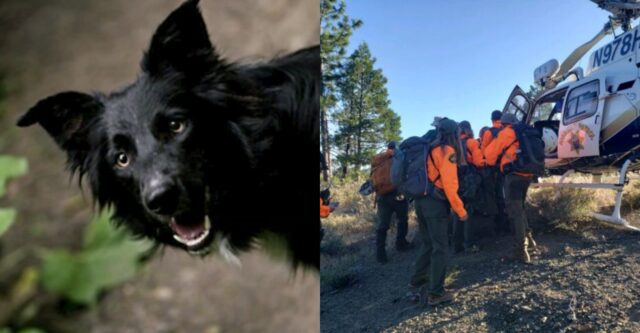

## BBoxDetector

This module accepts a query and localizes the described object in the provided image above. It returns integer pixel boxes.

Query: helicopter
[500,0,640,231]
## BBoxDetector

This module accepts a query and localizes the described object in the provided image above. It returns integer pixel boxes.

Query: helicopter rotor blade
[552,22,614,81]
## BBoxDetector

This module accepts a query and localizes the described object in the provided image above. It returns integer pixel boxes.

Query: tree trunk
[320,105,331,181]
[342,141,350,178]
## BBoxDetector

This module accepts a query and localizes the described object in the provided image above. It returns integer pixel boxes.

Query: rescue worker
[409,118,467,306]
[483,113,537,264]
[452,121,482,254]
[374,142,413,263]
[481,110,503,152]
[320,152,338,240]
[481,110,509,235]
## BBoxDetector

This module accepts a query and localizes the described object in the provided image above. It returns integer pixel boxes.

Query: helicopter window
[563,80,599,125]
[505,95,528,122]
[530,88,567,124]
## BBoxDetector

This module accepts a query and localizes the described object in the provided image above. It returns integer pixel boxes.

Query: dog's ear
[142,0,220,78]
[17,92,103,153]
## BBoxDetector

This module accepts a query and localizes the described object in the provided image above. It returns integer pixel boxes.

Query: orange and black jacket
[481,120,501,153]
[461,133,485,167]
[427,145,467,219]
[320,198,331,218]
[483,124,533,177]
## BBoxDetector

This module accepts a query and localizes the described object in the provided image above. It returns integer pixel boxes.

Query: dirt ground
[0,0,319,332]
[321,206,640,332]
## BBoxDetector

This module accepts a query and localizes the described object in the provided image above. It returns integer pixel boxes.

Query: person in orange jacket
[409,118,466,306]
[320,152,338,241]
[373,142,413,264]
[452,121,482,254]
[483,113,537,264]
[460,121,484,167]
[481,110,503,153]
[320,198,332,218]
[481,110,509,235]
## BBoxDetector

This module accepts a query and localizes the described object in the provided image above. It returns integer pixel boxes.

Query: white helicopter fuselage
[504,24,640,174]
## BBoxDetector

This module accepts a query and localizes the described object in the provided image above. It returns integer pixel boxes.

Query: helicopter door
[502,85,532,122]
[557,79,603,158]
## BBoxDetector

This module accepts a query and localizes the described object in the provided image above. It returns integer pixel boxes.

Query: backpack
[482,127,502,149]
[370,151,395,195]
[391,136,434,198]
[458,138,482,200]
[503,123,545,176]
[489,127,501,139]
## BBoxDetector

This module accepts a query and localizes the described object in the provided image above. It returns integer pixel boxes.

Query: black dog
[17,0,319,268]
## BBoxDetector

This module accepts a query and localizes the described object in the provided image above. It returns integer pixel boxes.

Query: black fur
[17,0,319,268]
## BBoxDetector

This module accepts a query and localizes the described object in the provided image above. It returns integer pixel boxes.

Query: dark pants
[503,174,532,249]
[495,172,509,232]
[482,167,508,233]
[478,168,497,215]
[453,205,474,251]
[376,192,409,244]
[410,195,449,297]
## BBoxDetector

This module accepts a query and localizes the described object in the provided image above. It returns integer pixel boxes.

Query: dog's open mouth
[170,216,211,250]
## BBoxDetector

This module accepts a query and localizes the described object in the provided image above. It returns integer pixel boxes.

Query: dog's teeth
[204,216,211,230]
[173,234,187,244]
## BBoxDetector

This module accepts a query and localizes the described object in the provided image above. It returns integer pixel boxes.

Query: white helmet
[542,127,558,155]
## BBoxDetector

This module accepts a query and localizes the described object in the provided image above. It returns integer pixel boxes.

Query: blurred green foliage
[0,328,46,333]
[0,155,28,237]
[41,211,152,304]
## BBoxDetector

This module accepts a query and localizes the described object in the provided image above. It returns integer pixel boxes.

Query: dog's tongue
[170,220,205,240]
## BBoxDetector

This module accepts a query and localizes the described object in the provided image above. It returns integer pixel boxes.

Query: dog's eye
[115,152,129,168]
[168,120,185,133]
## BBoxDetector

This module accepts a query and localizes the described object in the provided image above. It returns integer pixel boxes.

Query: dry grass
[320,177,372,291]
[528,173,640,230]
[320,254,359,290]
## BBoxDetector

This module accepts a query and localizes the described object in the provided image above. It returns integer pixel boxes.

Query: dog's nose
[145,182,179,216]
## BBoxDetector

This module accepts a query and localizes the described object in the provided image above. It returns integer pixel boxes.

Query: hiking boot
[396,240,415,252]
[428,290,455,306]
[406,284,424,303]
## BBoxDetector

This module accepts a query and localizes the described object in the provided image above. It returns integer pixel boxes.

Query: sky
[344,0,622,139]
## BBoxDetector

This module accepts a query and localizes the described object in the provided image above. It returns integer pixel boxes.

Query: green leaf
[41,212,152,304]
[0,208,16,237]
[82,210,127,249]
[42,238,150,304]
[0,155,28,198]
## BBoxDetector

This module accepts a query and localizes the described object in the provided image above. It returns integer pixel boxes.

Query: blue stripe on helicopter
[601,115,640,156]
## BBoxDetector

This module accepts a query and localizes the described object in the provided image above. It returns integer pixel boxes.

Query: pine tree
[334,43,401,177]
[320,0,362,180]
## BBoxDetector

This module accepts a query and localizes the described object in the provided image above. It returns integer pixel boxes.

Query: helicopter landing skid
[532,159,640,232]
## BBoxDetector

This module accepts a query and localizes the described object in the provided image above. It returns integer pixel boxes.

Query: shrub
[528,187,596,230]
[321,254,358,291]
[320,228,346,256]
